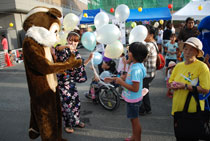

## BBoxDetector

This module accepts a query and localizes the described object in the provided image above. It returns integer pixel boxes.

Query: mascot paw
[29,128,40,139]
[66,54,82,68]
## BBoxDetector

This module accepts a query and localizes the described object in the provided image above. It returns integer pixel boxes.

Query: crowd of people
[83,16,210,141]
[1,15,210,141]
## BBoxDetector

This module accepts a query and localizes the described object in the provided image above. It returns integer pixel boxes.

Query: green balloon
[131,22,137,28]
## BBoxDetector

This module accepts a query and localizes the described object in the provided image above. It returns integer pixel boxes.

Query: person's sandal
[124,137,134,141]
[64,127,74,133]
[76,121,85,128]
[28,128,40,139]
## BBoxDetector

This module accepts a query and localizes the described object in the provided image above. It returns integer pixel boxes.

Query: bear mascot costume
[22,6,82,140]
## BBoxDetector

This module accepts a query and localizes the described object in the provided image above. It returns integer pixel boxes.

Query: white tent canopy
[172,0,210,21]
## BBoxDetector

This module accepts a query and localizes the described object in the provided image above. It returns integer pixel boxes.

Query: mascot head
[23,6,62,46]
[23,6,62,32]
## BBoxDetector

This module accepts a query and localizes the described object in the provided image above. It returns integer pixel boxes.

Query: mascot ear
[48,8,62,18]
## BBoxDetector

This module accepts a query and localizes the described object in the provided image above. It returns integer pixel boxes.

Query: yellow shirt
[169,59,210,115]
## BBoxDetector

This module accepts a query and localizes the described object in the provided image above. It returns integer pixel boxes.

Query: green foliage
[88,0,191,12]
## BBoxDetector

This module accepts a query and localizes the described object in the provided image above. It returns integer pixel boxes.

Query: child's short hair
[145,24,156,36]
[104,60,117,74]
[129,42,148,63]
[170,33,176,38]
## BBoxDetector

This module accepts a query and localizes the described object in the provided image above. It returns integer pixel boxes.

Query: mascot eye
[50,23,60,34]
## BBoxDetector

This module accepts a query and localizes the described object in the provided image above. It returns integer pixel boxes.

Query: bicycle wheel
[115,85,124,100]
[98,87,120,111]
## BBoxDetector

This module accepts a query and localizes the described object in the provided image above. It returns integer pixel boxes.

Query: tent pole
[172,0,173,24]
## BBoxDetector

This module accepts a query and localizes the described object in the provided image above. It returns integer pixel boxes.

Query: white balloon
[96,24,121,44]
[94,12,109,29]
[58,31,68,45]
[63,13,79,31]
[153,22,159,28]
[104,40,124,59]
[115,4,130,22]
[129,25,148,44]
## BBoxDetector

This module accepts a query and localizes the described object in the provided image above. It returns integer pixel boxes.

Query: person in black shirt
[163,22,172,55]
[178,17,200,42]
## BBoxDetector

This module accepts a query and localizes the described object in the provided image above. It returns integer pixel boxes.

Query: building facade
[0,0,88,50]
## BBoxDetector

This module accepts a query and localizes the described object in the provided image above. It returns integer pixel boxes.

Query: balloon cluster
[60,4,148,65]
[82,4,132,63]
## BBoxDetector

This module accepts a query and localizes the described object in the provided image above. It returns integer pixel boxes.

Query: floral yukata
[54,47,87,128]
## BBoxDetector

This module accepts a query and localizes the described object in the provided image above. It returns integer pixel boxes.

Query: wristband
[184,84,188,90]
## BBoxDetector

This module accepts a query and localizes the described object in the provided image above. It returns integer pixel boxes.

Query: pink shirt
[1,38,8,50]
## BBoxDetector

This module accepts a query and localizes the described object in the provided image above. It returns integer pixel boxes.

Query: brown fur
[23,7,81,141]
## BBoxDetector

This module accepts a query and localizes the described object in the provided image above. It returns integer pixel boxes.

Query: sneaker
[146,111,152,114]
[84,92,91,99]
[139,111,146,116]
[139,110,152,116]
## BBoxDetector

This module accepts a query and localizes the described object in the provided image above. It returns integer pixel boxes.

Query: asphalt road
[0,48,176,141]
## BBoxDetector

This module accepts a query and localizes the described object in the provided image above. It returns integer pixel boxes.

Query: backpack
[151,42,165,70]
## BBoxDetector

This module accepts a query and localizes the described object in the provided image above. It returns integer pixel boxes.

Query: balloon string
[91,56,100,79]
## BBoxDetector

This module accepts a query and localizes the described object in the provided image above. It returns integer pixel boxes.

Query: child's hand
[104,77,114,83]
[94,77,100,82]
[114,77,124,85]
